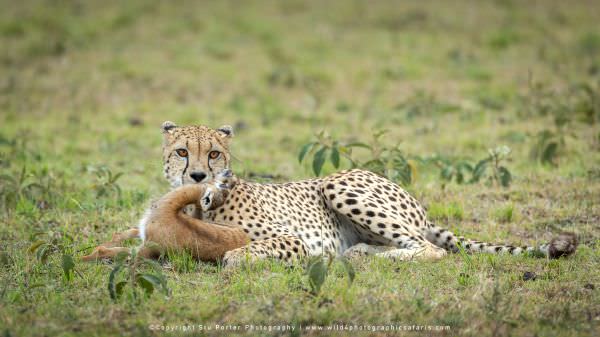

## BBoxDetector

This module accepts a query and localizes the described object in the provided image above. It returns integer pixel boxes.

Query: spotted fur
[161,123,577,266]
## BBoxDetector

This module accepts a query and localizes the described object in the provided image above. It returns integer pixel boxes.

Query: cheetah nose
[190,171,207,183]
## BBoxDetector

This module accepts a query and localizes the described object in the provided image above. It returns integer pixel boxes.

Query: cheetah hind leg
[376,244,447,261]
[343,243,396,259]
[344,242,446,261]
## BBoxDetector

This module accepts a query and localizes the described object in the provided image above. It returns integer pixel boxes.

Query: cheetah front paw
[199,169,238,211]
[222,249,257,269]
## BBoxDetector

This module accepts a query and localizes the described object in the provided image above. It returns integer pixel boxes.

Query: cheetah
[84,122,578,266]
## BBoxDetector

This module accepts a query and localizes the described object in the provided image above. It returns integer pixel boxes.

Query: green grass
[493,203,517,223]
[426,202,464,222]
[1,0,599,336]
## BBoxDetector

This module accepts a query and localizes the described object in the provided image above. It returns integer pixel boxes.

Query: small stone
[523,271,537,281]
[0,252,11,266]
[36,200,49,210]
[129,117,144,126]
[234,120,248,132]
[318,298,333,308]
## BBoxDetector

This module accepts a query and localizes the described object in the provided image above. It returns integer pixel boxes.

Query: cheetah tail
[425,224,578,259]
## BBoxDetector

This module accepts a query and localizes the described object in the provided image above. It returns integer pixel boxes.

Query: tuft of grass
[493,204,518,223]
[166,250,198,273]
[578,32,600,57]
[488,28,521,50]
[427,202,464,222]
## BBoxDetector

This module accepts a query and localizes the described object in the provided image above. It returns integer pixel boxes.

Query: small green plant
[393,90,460,120]
[571,81,600,124]
[299,130,417,186]
[494,204,516,223]
[0,132,42,163]
[456,243,475,287]
[28,230,77,282]
[432,146,513,187]
[89,166,124,198]
[483,281,518,336]
[523,77,599,166]
[0,166,61,212]
[305,255,355,296]
[107,248,169,302]
[530,129,565,166]
[0,166,34,211]
[434,157,475,185]
[480,146,513,187]
[300,133,512,187]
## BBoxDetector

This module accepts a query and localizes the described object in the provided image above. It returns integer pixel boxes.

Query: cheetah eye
[208,151,221,159]
[175,148,188,157]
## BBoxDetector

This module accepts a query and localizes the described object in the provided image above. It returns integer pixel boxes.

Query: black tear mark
[181,141,189,184]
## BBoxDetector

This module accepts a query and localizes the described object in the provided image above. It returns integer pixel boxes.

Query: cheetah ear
[161,121,177,134]
[216,125,234,138]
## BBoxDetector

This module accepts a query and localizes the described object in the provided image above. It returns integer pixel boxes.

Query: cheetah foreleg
[200,169,238,212]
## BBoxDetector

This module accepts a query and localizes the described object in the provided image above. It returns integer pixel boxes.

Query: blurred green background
[1,0,598,187]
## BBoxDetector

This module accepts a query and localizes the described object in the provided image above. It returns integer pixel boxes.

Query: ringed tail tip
[548,232,578,259]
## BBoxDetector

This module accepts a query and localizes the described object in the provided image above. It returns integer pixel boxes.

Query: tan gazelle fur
[82,180,248,262]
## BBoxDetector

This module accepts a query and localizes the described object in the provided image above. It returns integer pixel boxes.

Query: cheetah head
[161,121,233,188]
